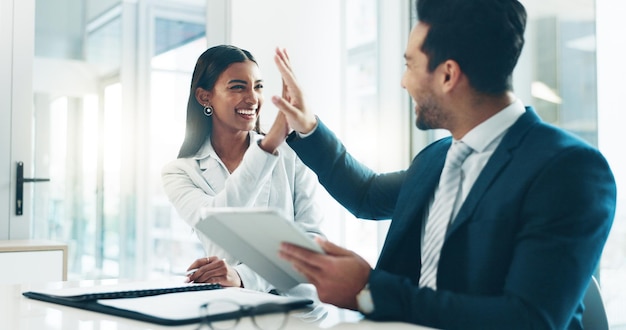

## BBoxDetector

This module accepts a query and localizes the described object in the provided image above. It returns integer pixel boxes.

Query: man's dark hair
[416,0,527,95]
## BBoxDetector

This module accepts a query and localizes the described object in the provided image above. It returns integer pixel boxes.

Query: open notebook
[23,281,313,326]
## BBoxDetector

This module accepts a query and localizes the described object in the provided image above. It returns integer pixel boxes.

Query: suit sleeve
[287,120,405,220]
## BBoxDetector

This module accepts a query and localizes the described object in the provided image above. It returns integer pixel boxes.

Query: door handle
[16,161,50,216]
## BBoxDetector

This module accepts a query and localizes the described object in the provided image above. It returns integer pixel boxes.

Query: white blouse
[161,131,324,294]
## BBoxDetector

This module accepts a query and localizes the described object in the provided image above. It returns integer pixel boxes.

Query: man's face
[401,23,447,130]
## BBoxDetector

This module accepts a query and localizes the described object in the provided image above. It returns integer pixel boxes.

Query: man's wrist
[296,116,319,138]
[356,283,375,314]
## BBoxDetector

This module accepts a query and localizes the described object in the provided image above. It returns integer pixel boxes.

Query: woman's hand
[272,47,317,134]
[186,256,243,287]
[260,111,290,154]
[259,49,297,154]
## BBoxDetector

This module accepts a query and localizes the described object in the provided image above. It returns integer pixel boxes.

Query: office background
[1,0,624,327]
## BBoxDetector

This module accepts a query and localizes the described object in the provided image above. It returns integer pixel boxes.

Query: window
[342,0,383,266]
[31,1,207,280]
[148,28,207,278]
[518,3,626,327]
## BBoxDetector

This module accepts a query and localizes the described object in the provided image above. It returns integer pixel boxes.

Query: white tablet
[194,207,324,291]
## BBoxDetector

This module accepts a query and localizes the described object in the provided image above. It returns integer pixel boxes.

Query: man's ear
[440,59,461,93]
[195,87,211,106]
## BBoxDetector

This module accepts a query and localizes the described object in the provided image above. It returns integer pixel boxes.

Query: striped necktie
[419,141,473,289]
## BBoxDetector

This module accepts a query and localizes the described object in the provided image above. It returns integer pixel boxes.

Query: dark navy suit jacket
[287,108,616,329]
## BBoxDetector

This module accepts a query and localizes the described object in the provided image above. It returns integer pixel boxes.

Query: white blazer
[162,131,324,293]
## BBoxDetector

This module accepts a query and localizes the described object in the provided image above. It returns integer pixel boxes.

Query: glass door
[1,0,35,239]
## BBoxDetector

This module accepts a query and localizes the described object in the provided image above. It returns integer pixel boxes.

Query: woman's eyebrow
[227,79,264,85]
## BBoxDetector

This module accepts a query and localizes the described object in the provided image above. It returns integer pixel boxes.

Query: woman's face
[207,60,264,134]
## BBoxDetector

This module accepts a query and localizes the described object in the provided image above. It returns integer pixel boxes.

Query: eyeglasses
[196,300,290,330]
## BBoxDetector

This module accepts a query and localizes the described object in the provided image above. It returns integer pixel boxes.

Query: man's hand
[186,256,242,287]
[279,237,372,310]
[272,47,317,134]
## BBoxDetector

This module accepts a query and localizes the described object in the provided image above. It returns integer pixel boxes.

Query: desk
[0,239,68,284]
[1,279,432,329]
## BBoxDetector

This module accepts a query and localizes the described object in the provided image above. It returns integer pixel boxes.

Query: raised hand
[260,111,290,154]
[272,47,317,134]
[259,48,298,153]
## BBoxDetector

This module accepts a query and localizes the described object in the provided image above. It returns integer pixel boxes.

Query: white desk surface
[1,278,432,330]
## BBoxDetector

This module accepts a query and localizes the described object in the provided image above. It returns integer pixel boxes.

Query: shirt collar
[460,98,525,152]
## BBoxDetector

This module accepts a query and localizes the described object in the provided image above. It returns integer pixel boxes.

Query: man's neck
[449,92,516,140]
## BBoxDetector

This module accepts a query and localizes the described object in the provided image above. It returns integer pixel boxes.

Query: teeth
[237,109,256,115]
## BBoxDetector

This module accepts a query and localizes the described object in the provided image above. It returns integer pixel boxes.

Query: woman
[161,45,324,293]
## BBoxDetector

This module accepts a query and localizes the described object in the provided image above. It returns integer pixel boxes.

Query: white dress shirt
[421,99,526,248]
[162,131,324,295]
[455,98,526,219]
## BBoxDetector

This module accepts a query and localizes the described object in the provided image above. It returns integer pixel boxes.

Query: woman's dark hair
[416,0,527,95]
[177,45,260,158]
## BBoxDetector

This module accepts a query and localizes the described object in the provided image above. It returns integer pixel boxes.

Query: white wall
[226,0,346,244]
[228,0,343,133]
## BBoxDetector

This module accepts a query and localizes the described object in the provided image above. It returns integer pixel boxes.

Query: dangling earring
[203,104,213,116]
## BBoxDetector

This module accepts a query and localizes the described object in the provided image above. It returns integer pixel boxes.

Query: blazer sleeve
[287,119,405,220]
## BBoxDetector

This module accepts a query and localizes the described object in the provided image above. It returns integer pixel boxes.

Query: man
[268,0,616,328]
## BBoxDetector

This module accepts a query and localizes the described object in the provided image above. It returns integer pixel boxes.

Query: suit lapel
[446,107,541,237]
